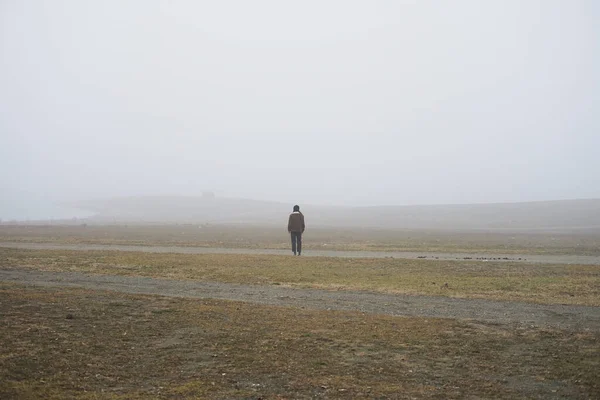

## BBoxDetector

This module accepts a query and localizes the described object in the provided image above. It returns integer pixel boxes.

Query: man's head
[293,205,300,212]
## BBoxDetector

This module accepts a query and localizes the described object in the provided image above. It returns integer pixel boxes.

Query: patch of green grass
[0,284,598,399]
[1,248,599,306]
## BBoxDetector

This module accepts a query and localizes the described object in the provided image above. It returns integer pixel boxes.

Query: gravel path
[2,268,599,332]
[2,242,599,265]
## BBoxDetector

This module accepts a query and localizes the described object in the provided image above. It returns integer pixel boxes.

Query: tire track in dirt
[2,268,599,332]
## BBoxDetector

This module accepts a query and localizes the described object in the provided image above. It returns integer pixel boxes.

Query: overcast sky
[1,0,599,217]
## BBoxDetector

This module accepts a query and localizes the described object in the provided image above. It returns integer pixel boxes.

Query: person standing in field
[288,205,305,256]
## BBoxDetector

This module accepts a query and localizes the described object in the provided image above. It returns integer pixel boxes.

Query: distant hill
[323,199,600,231]
[74,196,600,232]
[75,195,292,225]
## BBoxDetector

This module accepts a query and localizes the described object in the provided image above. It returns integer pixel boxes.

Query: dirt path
[2,267,599,332]
[2,242,599,265]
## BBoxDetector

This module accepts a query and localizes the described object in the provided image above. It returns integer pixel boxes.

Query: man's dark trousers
[291,232,302,255]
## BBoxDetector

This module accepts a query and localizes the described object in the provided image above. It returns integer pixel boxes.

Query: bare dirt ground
[2,267,599,332]
[2,241,600,265]
[3,283,598,399]
[2,235,600,398]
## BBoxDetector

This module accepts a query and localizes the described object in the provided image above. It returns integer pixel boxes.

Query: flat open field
[1,225,599,398]
[2,224,600,255]
[1,248,599,306]
[1,283,599,400]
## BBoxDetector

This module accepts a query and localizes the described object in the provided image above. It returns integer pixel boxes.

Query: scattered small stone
[66,313,74,320]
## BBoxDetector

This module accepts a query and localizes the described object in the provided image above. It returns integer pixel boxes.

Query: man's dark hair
[293,205,300,212]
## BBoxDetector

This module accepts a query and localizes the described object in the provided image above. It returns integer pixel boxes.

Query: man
[287,205,305,256]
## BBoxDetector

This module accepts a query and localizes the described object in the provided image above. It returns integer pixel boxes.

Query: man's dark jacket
[288,211,305,233]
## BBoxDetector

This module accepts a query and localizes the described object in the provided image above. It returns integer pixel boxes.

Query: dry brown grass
[1,283,598,399]
[2,224,599,255]
[2,248,599,306]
